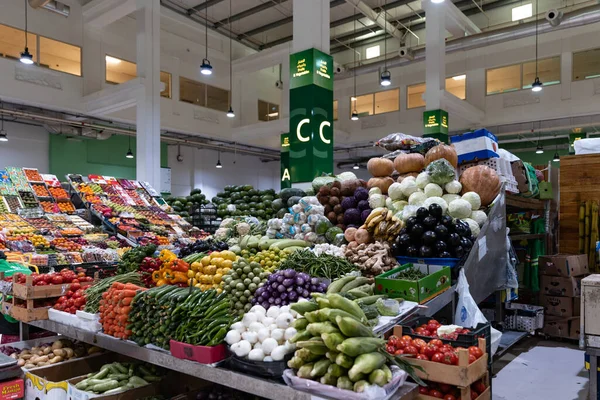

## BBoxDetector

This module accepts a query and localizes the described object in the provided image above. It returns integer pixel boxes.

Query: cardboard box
[450,129,499,164]
[539,254,589,277]
[0,378,24,400]
[24,353,121,400]
[540,295,580,317]
[540,275,582,297]
[570,317,581,340]
[510,160,529,193]
[374,263,451,304]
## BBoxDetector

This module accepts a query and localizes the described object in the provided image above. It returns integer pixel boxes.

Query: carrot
[123,284,142,291]
[113,282,125,290]
[120,306,132,315]
[120,297,133,306]
[120,290,138,298]
[124,329,132,336]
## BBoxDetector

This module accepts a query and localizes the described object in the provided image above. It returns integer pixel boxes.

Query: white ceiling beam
[442,0,481,37]
[83,78,143,116]
[83,0,137,29]
[345,0,403,40]
[232,43,292,75]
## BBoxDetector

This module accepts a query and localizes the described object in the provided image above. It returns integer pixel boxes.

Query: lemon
[201,256,211,266]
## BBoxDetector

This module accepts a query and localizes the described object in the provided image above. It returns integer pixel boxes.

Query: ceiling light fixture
[20,0,33,65]
[353,163,359,170]
[0,114,7,142]
[531,0,543,92]
[536,144,544,154]
[125,136,134,158]
[216,152,222,168]
[200,1,213,76]
[380,0,391,87]
[352,7,360,121]
[431,0,445,4]
[553,151,560,162]
[226,0,235,118]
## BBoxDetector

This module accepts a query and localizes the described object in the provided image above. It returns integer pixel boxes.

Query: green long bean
[278,250,356,281]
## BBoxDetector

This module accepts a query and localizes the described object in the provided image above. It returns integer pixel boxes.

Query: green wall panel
[49,135,168,180]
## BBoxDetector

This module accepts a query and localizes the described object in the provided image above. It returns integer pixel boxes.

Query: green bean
[278,250,356,280]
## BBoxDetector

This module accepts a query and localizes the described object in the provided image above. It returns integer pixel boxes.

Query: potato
[48,356,63,364]
[51,341,63,350]
[31,347,40,353]
[21,354,33,360]
[52,349,66,358]
[43,347,52,355]
[24,363,35,369]
[36,362,47,367]
[20,350,30,355]
[36,355,49,364]
[63,348,74,359]
[87,346,101,355]
[29,356,39,364]
[36,350,44,356]
[17,359,25,367]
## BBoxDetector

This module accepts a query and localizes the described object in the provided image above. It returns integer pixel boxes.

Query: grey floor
[492,336,589,400]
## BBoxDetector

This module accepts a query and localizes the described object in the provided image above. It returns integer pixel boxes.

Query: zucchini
[356,295,385,306]
[340,277,370,292]
[347,289,369,298]
[327,276,356,294]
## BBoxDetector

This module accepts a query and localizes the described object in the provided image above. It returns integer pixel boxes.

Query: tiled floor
[492,336,589,400]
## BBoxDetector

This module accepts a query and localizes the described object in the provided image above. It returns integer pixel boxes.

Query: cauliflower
[236,222,251,236]
[220,218,236,228]
[214,227,230,239]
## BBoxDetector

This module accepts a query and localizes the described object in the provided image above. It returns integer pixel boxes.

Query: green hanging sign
[289,48,334,184]
[423,109,449,143]
[280,133,291,189]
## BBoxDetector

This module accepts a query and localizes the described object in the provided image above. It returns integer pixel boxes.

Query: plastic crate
[225,349,292,379]
[170,340,227,364]
[397,316,492,362]
[503,303,544,333]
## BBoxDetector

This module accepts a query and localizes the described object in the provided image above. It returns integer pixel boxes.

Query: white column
[561,51,572,100]
[82,28,104,96]
[423,0,446,111]
[135,0,161,189]
[292,0,330,53]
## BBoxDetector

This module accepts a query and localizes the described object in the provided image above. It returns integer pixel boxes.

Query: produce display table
[25,319,418,400]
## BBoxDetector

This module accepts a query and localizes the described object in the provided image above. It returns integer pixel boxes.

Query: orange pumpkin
[425,144,458,168]
[367,158,394,177]
[394,153,425,174]
[367,177,395,194]
[459,165,501,207]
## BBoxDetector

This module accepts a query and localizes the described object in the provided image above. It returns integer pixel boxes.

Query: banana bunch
[361,207,404,241]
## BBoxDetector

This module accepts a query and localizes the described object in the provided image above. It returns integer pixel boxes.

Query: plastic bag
[282,366,407,400]
[454,269,502,355]
[375,133,435,152]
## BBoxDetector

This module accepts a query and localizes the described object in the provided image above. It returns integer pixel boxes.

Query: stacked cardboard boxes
[539,254,589,339]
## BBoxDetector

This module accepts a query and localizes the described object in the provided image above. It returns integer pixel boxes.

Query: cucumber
[356,295,385,305]
[340,277,370,293]
[347,289,369,298]
[327,276,356,294]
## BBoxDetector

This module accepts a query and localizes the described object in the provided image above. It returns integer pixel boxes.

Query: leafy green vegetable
[426,158,456,185]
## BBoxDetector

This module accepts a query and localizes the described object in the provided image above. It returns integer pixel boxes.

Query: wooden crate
[3,300,49,322]
[559,154,600,254]
[12,274,70,300]
[408,338,488,387]
[416,371,490,400]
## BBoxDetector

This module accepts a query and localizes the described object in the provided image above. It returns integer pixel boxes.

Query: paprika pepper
[171,272,189,284]
[171,260,189,273]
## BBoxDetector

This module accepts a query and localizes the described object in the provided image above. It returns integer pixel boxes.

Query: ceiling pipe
[336,4,600,79]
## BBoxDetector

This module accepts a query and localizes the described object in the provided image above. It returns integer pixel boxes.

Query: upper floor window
[486,57,560,95]
[258,100,280,121]
[573,48,600,81]
[350,88,399,118]
[407,76,466,109]
[366,45,380,60]
[180,76,230,112]
[512,3,532,21]
[105,55,171,98]
[0,23,80,76]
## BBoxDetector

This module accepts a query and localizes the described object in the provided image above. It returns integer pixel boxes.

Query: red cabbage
[344,208,362,225]
[354,187,369,201]
[341,197,357,211]
[361,209,372,222]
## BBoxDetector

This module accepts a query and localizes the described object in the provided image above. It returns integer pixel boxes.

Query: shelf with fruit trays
[23,168,44,184]
[30,182,52,199]
[18,190,39,209]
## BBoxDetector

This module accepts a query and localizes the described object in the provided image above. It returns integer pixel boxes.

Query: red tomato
[444,395,457,400]
[413,338,427,350]
[427,322,440,332]
[388,335,400,346]
[37,281,48,286]
[57,296,67,304]
[400,339,413,349]
[66,298,74,307]
[416,354,429,361]
[472,381,487,394]
[431,353,444,363]
[418,387,429,395]
[386,344,396,354]
[428,319,440,326]
[401,335,413,341]
[440,344,454,353]
[43,275,53,284]
[70,282,81,291]
[471,391,479,400]
[51,275,64,285]
[429,339,443,347]
[415,327,426,335]
[443,351,458,365]
[468,354,477,364]
[74,298,86,308]
[422,344,439,359]
[394,349,404,355]
[421,330,432,337]
[438,384,452,393]
[404,345,419,356]
[469,346,484,359]
[430,390,444,399]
